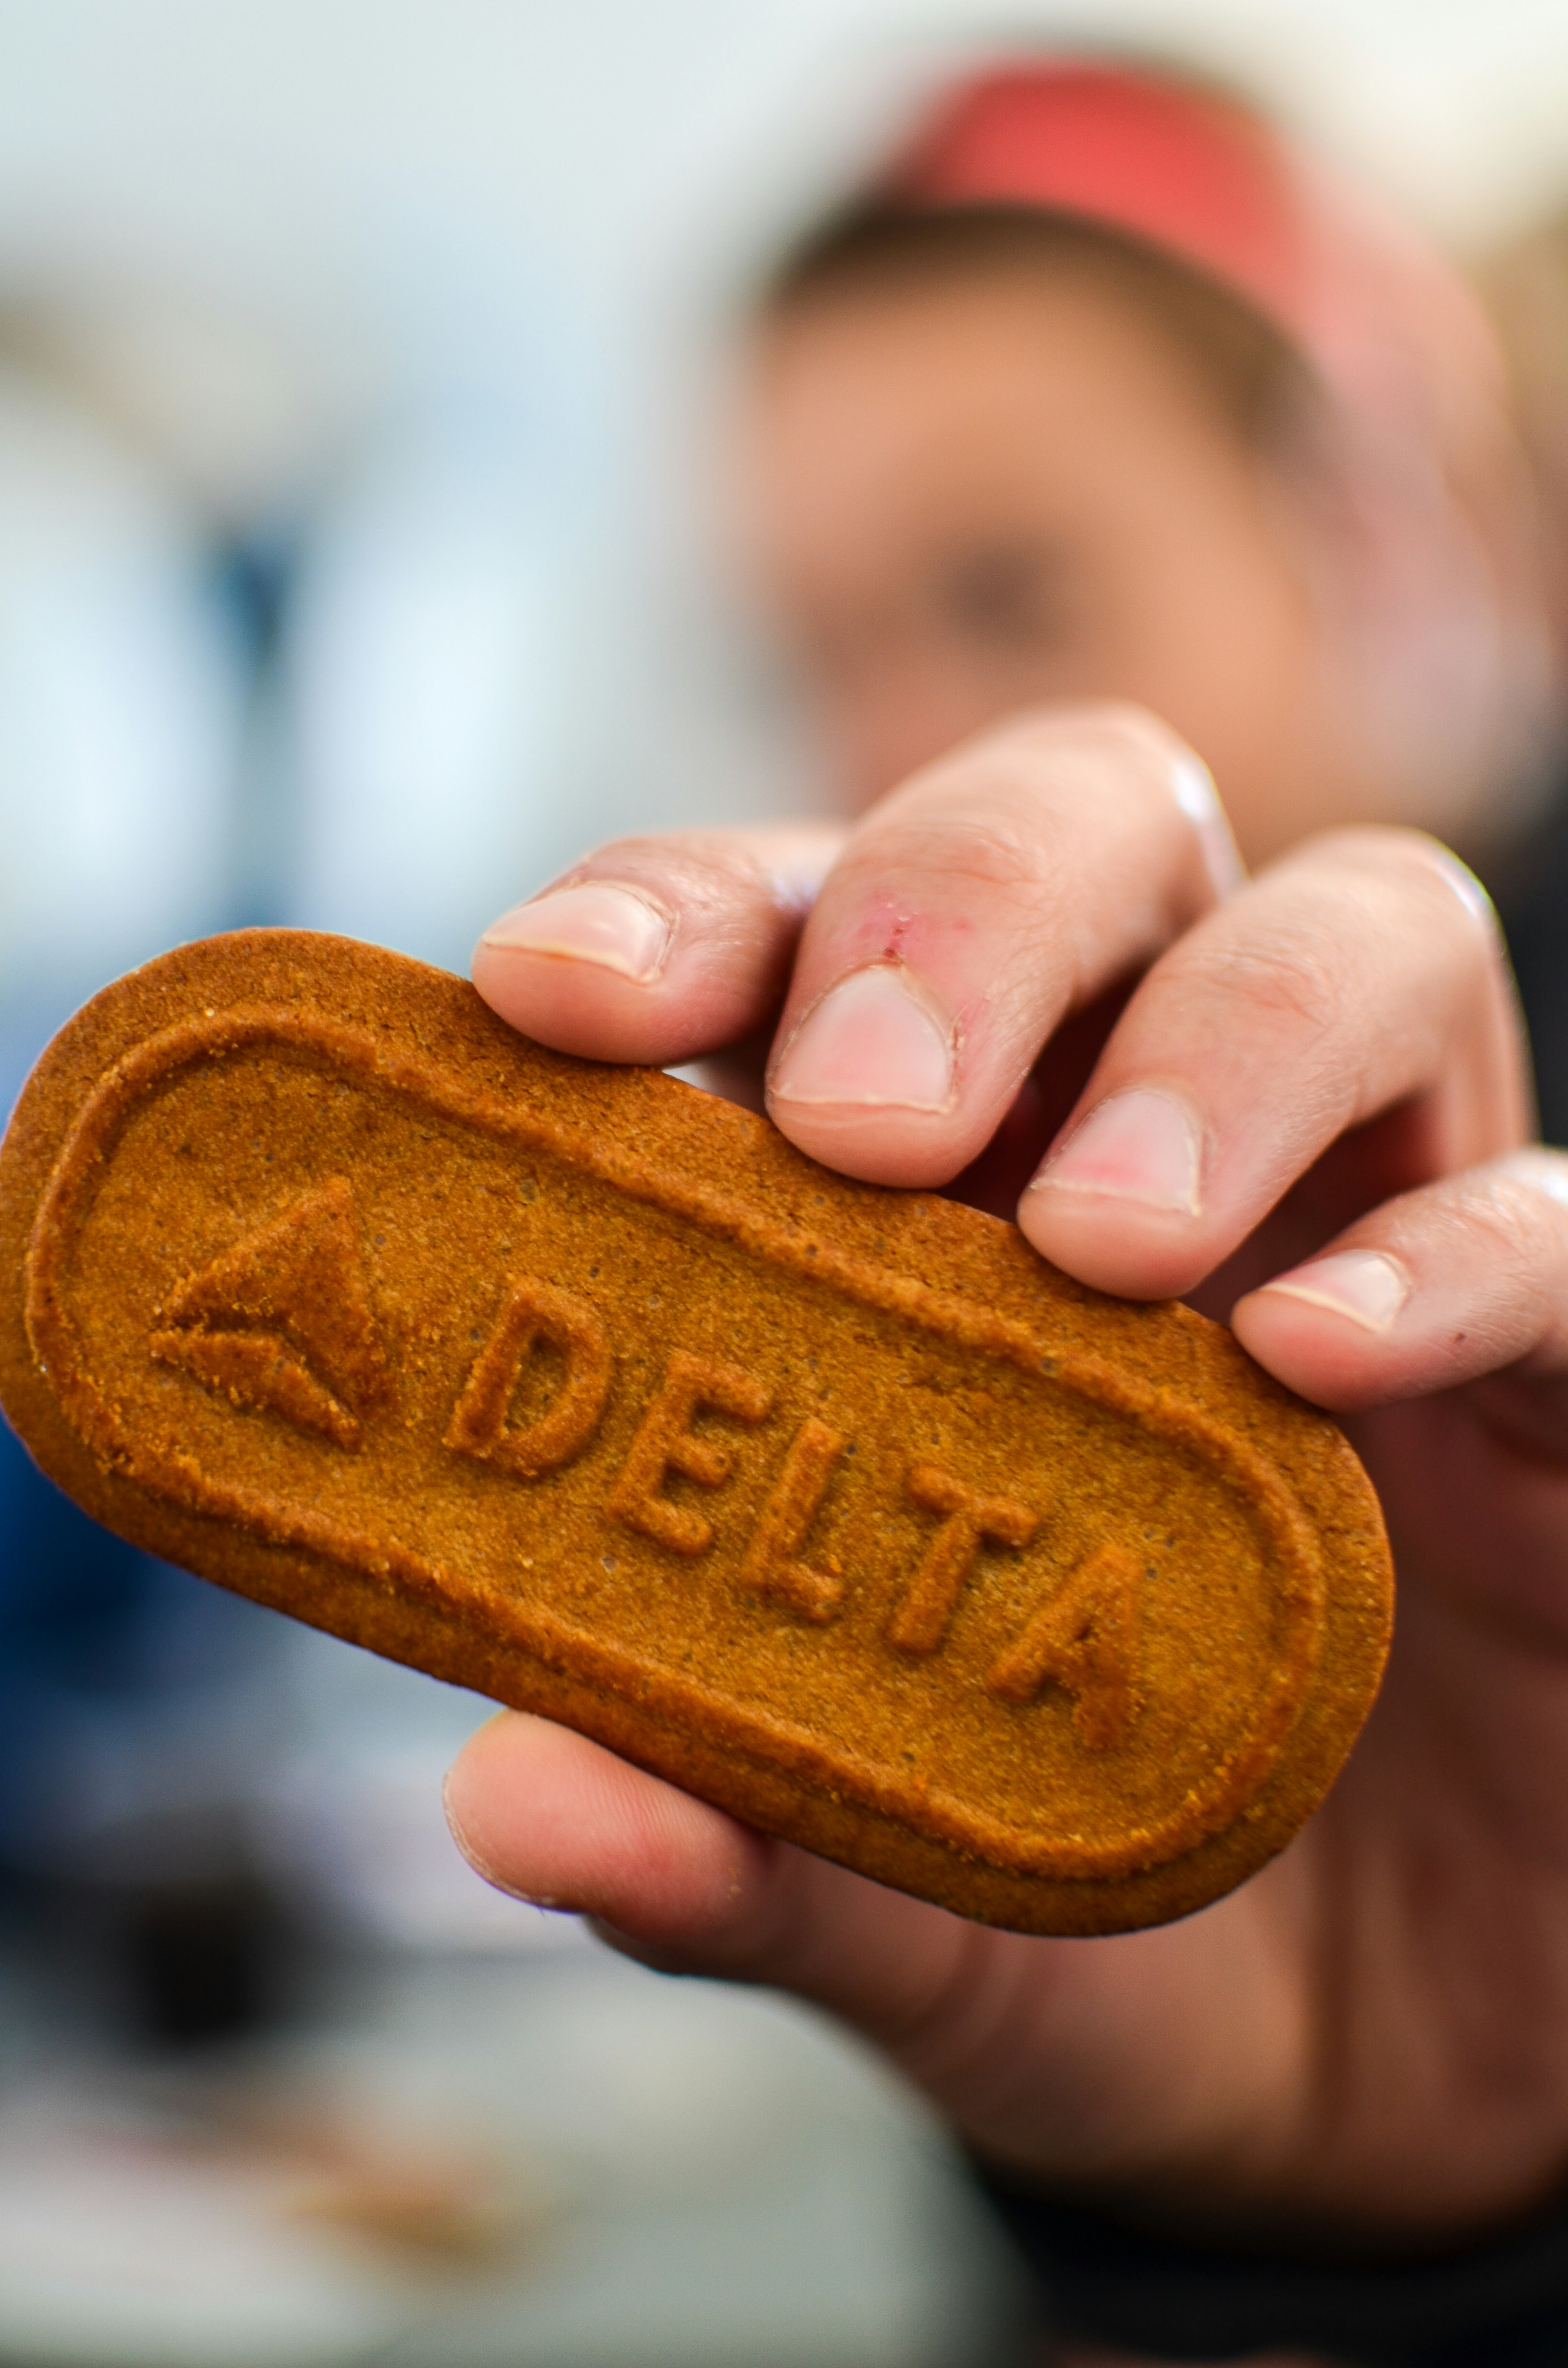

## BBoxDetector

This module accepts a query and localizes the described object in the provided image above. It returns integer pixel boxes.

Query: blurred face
[737,263,1381,870]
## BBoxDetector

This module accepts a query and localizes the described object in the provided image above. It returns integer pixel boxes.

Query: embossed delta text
[22,1004,1329,1888]
[157,1182,1140,1744]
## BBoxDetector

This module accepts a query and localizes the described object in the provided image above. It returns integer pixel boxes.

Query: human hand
[447,705,1568,2243]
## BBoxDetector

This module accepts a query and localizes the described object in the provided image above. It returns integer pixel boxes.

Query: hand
[446,704,1568,2244]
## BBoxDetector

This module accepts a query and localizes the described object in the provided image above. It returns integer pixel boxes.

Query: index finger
[472,823,843,1064]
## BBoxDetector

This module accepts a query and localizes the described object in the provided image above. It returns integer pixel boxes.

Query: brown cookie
[0,930,1392,1933]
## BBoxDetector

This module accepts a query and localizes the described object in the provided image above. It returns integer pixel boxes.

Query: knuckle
[1185,928,1346,1041]
[577,832,781,921]
[1299,827,1503,962]
[1447,1173,1561,1297]
[1489,1154,1568,1258]
[575,832,681,873]
[1252,829,1509,1048]
[916,700,1199,821]
[864,807,1058,904]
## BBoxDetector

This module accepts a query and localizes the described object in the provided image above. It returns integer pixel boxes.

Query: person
[443,60,1568,2366]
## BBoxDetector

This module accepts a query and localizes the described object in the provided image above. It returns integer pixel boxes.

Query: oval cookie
[0,930,1393,1933]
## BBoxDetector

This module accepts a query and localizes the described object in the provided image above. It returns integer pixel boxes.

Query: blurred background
[1,2,1566,2362]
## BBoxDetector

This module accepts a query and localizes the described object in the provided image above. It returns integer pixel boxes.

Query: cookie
[0,930,1393,1933]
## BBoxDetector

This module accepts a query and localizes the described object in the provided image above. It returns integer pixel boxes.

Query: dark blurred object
[122,1858,289,2047]
[1494,816,1568,1149]
[984,2173,1568,2366]
[1483,212,1568,674]
[16,1811,300,2051]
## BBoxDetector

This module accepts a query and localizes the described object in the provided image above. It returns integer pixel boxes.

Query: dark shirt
[1496,819,1568,1145]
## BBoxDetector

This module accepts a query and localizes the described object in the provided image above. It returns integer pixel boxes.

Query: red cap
[886,62,1314,341]
[879,58,1502,454]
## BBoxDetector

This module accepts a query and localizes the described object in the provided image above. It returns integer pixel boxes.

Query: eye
[935,542,1072,651]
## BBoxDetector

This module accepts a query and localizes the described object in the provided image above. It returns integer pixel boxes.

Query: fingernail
[1258,1250,1411,1333]
[1031,1089,1203,1214]
[770,963,956,1112]
[480,883,673,981]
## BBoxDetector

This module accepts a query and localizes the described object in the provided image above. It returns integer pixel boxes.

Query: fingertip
[472,836,820,1065]
[765,1095,975,1189]
[1015,1183,1209,1301]
[470,921,681,1064]
[480,881,675,981]
[1230,1269,1408,1412]
[1251,1251,1412,1336]
[1016,1086,1215,1298]
[443,1710,773,1950]
[763,961,980,1186]
[443,1711,552,1900]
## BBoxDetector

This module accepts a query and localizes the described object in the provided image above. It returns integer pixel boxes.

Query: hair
[757,199,1318,455]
